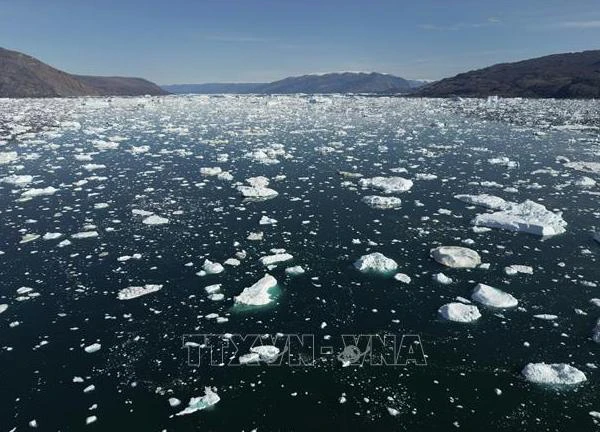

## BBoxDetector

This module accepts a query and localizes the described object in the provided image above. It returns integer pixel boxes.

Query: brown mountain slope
[0,47,168,97]
[415,50,600,98]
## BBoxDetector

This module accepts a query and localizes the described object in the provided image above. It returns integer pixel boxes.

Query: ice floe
[438,303,482,323]
[471,283,518,308]
[521,363,587,385]
[354,252,398,274]
[359,176,413,194]
[176,387,220,416]
[117,284,163,300]
[430,246,481,268]
[234,274,278,306]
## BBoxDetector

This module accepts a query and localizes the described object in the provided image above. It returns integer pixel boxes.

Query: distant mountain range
[0,47,168,97]
[2,46,600,98]
[163,73,428,95]
[415,50,600,98]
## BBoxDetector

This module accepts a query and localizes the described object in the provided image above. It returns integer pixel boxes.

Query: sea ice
[430,246,481,268]
[359,176,413,194]
[521,363,587,385]
[433,273,453,284]
[117,284,163,300]
[362,195,402,209]
[259,253,293,266]
[394,273,411,284]
[285,265,305,276]
[84,343,101,353]
[203,259,224,274]
[354,252,398,274]
[21,186,58,199]
[176,387,220,416]
[250,345,281,363]
[471,283,518,308]
[438,303,482,323]
[142,215,169,225]
[234,274,278,306]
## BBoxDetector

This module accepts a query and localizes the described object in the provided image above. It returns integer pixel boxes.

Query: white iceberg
[454,194,509,210]
[471,283,518,308]
[117,284,163,300]
[84,343,101,353]
[359,176,413,194]
[354,252,398,274]
[438,303,482,323]
[430,246,481,268]
[238,185,278,199]
[176,387,220,416]
[21,186,58,199]
[250,345,281,363]
[521,363,587,385]
[234,274,278,306]
[142,215,169,225]
[203,259,224,274]
[259,253,293,266]
[433,273,453,284]
[285,265,305,276]
[362,195,402,209]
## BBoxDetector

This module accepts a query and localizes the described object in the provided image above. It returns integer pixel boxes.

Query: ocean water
[0,95,599,430]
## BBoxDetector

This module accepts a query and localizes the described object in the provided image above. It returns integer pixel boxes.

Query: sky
[1,0,600,84]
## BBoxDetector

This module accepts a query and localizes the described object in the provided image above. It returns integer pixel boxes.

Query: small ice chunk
[285,265,305,276]
[362,195,402,209]
[259,253,293,266]
[471,283,518,308]
[203,259,224,274]
[359,176,413,194]
[84,343,101,353]
[259,216,277,225]
[71,231,99,239]
[142,215,169,225]
[250,345,281,363]
[433,272,453,284]
[169,398,181,407]
[504,265,533,276]
[394,273,411,284]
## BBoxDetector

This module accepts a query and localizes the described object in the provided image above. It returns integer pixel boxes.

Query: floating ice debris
[234,274,278,306]
[430,246,481,268]
[285,265,305,276]
[200,167,222,176]
[564,161,600,174]
[0,151,18,164]
[387,407,400,416]
[224,258,241,266]
[42,232,63,241]
[247,232,264,241]
[472,200,567,236]
[204,284,221,294]
[593,319,600,344]
[21,186,58,199]
[20,233,40,244]
[505,265,533,276]
[57,239,71,248]
[438,303,482,323]
[533,314,558,320]
[84,343,101,353]
[359,176,413,194]
[250,345,281,363]
[117,284,163,300]
[71,231,99,239]
[82,163,106,171]
[1,174,33,186]
[573,176,596,187]
[86,416,97,425]
[259,253,293,266]
[117,254,142,262]
[471,283,518,308]
[433,272,453,285]
[259,215,277,225]
[454,194,509,210]
[362,195,402,209]
[488,157,517,168]
[238,185,278,199]
[142,215,169,225]
[394,273,411,284]
[203,259,224,274]
[354,252,398,274]
[168,398,181,407]
[176,387,220,416]
[132,209,153,216]
[239,352,260,364]
[521,363,587,385]
[0,304,8,314]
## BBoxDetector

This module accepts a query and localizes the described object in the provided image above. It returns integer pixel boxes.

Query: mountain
[163,72,424,94]
[162,83,265,94]
[254,72,416,94]
[0,47,168,97]
[415,50,600,98]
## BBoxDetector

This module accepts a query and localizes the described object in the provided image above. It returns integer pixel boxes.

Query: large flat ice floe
[354,252,398,274]
[471,283,518,308]
[142,215,169,225]
[521,363,587,385]
[430,246,481,268]
[237,176,278,199]
[234,274,278,306]
[359,177,413,194]
[176,387,220,416]
[455,195,567,236]
[438,303,482,323]
[117,284,163,300]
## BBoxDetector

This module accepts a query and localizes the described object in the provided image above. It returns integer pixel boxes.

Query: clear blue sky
[1,0,599,84]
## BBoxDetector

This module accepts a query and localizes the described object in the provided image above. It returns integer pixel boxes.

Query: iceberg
[259,253,293,266]
[394,273,411,284]
[285,265,305,276]
[454,194,509,210]
[354,252,398,274]
[438,303,482,323]
[362,195,402,209]
[359,176,413,194]
[176,387,220,416]
[433,272,453,284]
[234,274,278,306]
[430,246,481,268]
[238,185,278,198]
[84,343,101,353]
[472,200,566,236]
[117,284,163,300]
[203,259,224,274]
[1,174,33,186]
[142,215,169,225]
[250,345,281,363]
[521,363,587,385]
[471,283,518,308]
